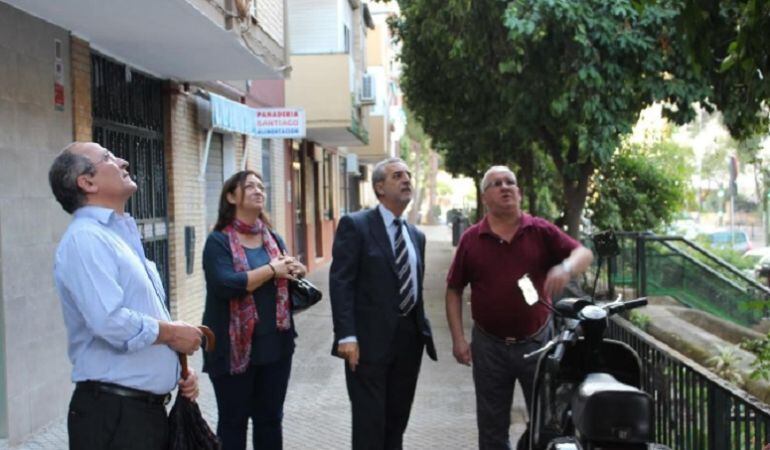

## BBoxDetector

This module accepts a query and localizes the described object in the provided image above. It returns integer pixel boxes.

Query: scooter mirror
[592,230,620,258]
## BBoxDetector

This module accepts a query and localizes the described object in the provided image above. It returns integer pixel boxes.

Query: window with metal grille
[91,52,169,298]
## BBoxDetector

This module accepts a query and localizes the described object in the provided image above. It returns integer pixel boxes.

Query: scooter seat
[571,372,653,443]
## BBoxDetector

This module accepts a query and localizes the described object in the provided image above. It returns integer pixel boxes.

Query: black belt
[76,381,171,406]
[476,320,551,346]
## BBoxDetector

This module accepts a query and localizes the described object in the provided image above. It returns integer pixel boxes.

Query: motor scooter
[521,231,671,450]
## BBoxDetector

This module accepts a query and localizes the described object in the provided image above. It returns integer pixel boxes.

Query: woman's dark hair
[214,170,272,231]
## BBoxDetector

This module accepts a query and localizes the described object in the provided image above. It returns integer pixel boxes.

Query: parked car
[742,247,770,280]
[699,230,753,254]
[667,218,702,240]
[754,254,770,280]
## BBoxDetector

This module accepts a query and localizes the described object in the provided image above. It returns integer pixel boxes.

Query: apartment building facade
[286,0,392,271]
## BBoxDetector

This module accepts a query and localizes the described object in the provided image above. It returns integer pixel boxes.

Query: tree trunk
[408,140,423,224]
[426,150,439,225]
[520,148,537,215]
[562,162,594,238]
[541,129,592,239]
[475,176,484,223]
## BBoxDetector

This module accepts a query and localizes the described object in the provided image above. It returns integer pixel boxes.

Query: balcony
[285,53,369,147]
[4,0,287,80]
[352,113,389,161]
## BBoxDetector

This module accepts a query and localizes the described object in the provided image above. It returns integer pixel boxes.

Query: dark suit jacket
[330,207,437,363]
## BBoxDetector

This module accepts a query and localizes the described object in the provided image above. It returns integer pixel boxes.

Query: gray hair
[481,165,517,191]
[371,157,407,198]
[49,142,96,214]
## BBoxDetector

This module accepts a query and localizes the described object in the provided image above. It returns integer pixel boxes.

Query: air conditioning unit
[360,74,375,105]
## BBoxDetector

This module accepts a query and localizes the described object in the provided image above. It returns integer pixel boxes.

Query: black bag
[290,277,322,313]
[268,228,323,313]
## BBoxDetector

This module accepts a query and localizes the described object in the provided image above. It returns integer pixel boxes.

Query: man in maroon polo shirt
[445,165,593,450]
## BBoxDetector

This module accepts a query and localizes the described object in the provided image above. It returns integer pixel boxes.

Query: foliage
[391,0,769,235]
[393,0,707,236]
[629,310,651,330]
[741,332,770,381]
[389,0,523,220]
[588,140,694,232]
[669,0,770,139]
[500,0,712,236]
[707,345,744,385]
[693,243,756,271]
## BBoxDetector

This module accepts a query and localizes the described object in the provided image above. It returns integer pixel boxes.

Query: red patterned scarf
[224,218,290,374]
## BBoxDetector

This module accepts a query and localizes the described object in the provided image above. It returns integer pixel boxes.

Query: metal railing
[609,317,770,450]
[601,232,770,326]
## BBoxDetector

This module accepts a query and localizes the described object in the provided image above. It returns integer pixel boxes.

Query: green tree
[588,140,695,231]
[670,0,770,139]
[393,0,706,236]
[499,0,707,236]
[391,0,541,221]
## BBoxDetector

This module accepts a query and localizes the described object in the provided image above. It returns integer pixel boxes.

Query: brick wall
[166,88,206,324]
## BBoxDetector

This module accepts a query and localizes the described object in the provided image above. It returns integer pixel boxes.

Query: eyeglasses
[485,178,517,190]
[94,150,120,165]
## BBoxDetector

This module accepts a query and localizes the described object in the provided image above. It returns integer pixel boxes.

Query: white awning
[5,0,284,80]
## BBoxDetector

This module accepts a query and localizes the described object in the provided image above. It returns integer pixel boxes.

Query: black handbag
[268,229,322,313]
[289,277,323,313]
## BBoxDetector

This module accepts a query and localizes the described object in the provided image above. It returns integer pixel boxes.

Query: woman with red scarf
[202,170,306,450]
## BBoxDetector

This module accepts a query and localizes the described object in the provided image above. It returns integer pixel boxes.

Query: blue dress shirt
[53,206,178,394]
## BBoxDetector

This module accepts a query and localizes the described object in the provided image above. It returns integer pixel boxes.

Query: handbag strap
[268,229,287,256]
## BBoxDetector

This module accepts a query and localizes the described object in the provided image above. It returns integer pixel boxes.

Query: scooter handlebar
[548,329,576,362]
[605,297,647,315]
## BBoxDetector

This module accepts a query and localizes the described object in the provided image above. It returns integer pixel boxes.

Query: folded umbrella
[168,326,221,450]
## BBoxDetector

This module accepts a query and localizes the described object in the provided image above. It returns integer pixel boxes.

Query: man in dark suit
[330,157,437,450]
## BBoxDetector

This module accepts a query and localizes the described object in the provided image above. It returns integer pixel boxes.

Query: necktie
[393,218,416,315]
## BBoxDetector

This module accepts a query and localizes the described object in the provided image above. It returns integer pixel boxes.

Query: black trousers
[68,386,168,450]
[471,324,553,450]
[345,313,424,450]
[210,354,293,450]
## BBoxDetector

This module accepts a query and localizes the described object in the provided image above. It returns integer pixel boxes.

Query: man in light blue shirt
[49,141,203,450]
